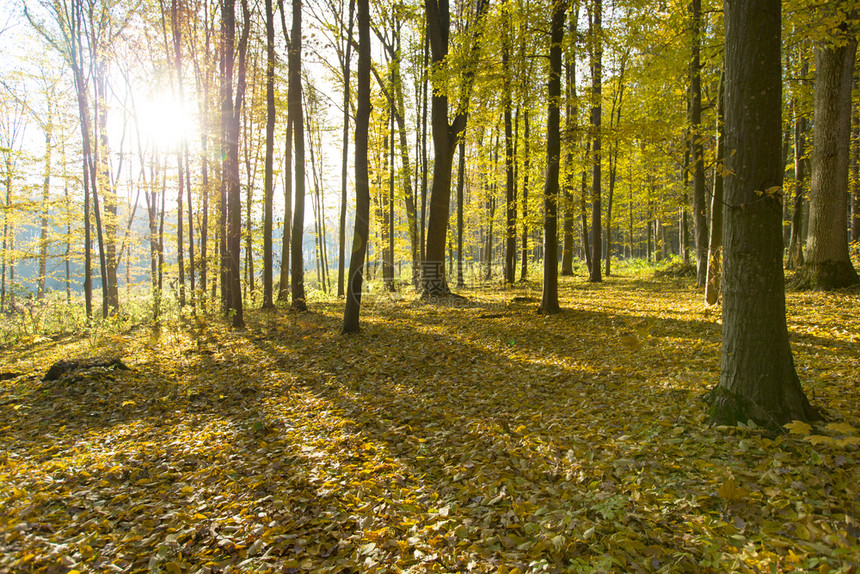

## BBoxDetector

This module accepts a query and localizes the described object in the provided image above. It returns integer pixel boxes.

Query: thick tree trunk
[421,0,489,296]
[708,0,819,428]
[540,0,565,314]
[797,39,859,288]
[342,0,370,333]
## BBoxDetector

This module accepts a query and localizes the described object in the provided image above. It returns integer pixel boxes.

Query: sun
[137,92,194,152]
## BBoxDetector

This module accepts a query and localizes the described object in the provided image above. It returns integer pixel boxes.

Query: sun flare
[137,93,194,151]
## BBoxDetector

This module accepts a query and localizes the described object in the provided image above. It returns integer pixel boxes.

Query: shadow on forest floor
[0,274,858,573]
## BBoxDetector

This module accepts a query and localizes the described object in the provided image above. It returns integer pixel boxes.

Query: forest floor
[0,272,858,573]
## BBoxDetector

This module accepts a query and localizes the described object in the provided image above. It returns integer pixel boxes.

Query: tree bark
[37,103,53,300]
[853,92,860,245]
[222,0,248,328]
[456,139,466,288]
[342,0,370,333]
[262,0,276,309]
[561,5,578,277]
[797,38,859,288]
[588,0,602,283]
[503,4,516,285]
[786,62,807,272]
[540,0,565,314]
[520,110,530,281]
[690,0,708,286]
[705,72,724,305]
[421,0,490,296]
[708,0,819,428]
[289,0,308,311]
[338,0,355,298]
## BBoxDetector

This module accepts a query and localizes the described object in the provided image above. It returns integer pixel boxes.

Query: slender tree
[262,0,277,309]
[342,0,370,333]
[786,58,808,271]
[222,0,250,328]
[705,72,724,305]
[561,2,579,277]
[338,0,355,297]
[540,0,566,314]
[289,0,308,311]
[277,0,293,303]
[502,2,516,285]
[588,0,602,283]
[690,0,707,286]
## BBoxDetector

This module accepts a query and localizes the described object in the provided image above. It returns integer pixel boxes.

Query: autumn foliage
[1,273,858,572]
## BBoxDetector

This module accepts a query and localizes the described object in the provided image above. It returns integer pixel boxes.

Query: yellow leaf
[718,476,749,502]
[825,422,856,435]
[121,400,135,407]
[805,435,836,446]
[164,562,182,574]
[514,424,527,435]
[619,334,642,350]
[837,436,860,447]
[784,420,812,436]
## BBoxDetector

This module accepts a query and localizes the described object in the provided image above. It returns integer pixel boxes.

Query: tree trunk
[853,92,860,245]
[786,62,807,271]
[605,55,625,277]
[262,0,276,308]
[581,140,592,273]
[588,0,602,283]
[797,38,860,288]
[338,0,355,298]
[37,106,53,300]
[540,0,565,313]
[503,5,516,285]
[421,0,489,296]
[708,0,819,428]
[223,0,248,328]
[343,0,370,333]
[705,71,724,305]
[290,0,308,311]
[520,110,530,281]
[561,8,578,277]
[690,0,708,286]
[456,139,466,288]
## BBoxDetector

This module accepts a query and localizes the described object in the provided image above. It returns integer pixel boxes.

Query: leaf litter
[0,274,858,573]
